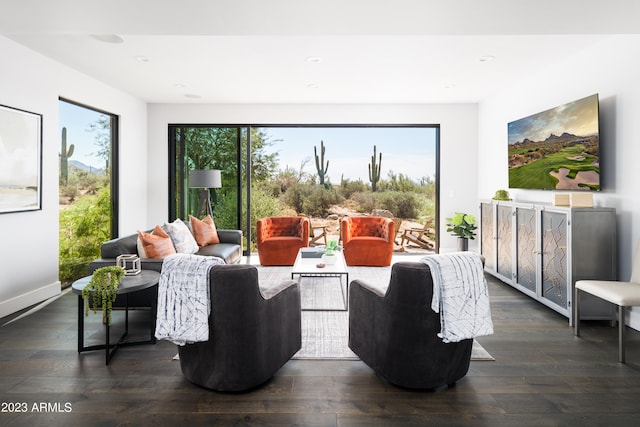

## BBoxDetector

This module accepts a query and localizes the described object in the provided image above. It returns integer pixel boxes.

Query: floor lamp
[189,169,222,219]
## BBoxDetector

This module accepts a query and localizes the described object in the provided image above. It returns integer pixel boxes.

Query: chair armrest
[350,279,387,298]
[260,279,299,300]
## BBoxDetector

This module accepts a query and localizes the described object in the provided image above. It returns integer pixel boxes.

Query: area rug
[257,266,494,361]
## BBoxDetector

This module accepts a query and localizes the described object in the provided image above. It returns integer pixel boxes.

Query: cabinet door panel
[516,207,536,292]
[541,211,568,309]
[480,203,495,271]
[496,205,512,279]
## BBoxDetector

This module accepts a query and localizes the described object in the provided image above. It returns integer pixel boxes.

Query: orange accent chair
[256,216,310,265]
[341,216,394,266]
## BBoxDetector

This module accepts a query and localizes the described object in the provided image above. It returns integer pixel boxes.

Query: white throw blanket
[420,252,494,343]
[155,253,225,346]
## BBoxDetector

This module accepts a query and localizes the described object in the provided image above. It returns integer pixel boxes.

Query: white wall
[0,36,147,318]
[478,35,640,328]
[147,103,479,251]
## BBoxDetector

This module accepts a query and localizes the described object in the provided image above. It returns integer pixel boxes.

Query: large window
[170,125,439,255]
[58,99,118,285]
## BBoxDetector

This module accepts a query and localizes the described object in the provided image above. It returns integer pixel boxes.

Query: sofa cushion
[137,226,177,259]
[165,218,199,254]
[190,214,220,246]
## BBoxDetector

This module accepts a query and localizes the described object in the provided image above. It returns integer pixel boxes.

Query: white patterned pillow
[165,219,199,254]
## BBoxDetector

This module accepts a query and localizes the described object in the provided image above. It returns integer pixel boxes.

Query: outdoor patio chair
[400,220,435,250]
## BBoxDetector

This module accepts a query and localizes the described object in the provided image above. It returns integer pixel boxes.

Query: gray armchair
[349,262,473,389]
[178,264,301,391]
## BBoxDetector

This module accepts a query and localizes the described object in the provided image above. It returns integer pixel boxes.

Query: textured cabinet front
[496,205,513,280]
[541,210,568,310]
[515,207,536,293]
[480,203,495,272]
[481,200,616,323]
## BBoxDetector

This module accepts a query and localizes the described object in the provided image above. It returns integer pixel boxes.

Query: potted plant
[445,212,477,251]
[82,266,126,325]
[492,189,512,201]
[317,240,342,264]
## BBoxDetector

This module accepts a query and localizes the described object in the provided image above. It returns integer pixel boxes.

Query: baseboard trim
[0,281,61,320]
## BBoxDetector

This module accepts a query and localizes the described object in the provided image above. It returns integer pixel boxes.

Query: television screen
[508,94,600,191]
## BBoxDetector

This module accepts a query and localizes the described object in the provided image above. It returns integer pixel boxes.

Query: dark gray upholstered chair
[349,262,473,389]
[178,264,301,391]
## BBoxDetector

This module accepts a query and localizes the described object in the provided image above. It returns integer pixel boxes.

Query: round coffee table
[72,270,160,365]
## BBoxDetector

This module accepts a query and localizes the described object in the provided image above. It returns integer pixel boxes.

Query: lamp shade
[189,169,222,188]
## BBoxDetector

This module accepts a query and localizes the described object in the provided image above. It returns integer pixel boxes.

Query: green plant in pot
[317,240,342,264]
[445,212,477,251]
[492,189,512,201]
[82,266,126,325]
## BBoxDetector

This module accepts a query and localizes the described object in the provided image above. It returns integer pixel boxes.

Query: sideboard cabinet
[480,200,616,324]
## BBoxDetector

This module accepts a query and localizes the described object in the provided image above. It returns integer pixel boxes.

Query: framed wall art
[0,104,43,214]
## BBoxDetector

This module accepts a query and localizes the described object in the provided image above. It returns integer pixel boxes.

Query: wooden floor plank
[2,275,640,425]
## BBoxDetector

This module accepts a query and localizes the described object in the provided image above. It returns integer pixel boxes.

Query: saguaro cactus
[314,140,329,186]
[368,145,382,192]
[60,127,75,184]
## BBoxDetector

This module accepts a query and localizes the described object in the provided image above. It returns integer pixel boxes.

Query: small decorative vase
[322,254,338,265]
[457,237,469,251]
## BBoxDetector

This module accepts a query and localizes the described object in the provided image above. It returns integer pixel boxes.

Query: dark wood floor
[2,275,640,426]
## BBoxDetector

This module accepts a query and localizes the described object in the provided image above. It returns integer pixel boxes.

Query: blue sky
[261,127,437,183]
[58,101,108,169]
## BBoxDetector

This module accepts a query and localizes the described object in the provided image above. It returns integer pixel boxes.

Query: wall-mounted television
[508,94,600,191]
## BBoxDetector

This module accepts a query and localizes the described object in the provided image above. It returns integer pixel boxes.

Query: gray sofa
[349,262,473,389]
[177,264,301,391]
[88,226,243,307]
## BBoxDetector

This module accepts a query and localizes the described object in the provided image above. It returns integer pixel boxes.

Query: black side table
[72,270,161,365]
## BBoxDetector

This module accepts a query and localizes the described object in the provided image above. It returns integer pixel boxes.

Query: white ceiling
[2,0,639,104]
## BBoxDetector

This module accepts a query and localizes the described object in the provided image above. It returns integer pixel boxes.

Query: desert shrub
[339,178,368,199]
[59,186,111,285]
[282,182,307,213]
[350,190,420,218]
[282,182,344,217]
[303,186,344,216]
[351,191,376,213]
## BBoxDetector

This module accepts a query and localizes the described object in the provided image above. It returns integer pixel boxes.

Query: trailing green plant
[445,212,477,239]
[368,145,382,192]
[313,140,329,187]
[60,127,75,184]
[82,266,125,325]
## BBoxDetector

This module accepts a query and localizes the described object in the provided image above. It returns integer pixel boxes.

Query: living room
[1,1,640,424]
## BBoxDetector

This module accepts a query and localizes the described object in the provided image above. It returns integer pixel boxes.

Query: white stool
[575,242,640,363]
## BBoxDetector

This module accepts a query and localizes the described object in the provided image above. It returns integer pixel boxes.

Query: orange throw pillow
[137,225,177,259]
[190,214,220,246]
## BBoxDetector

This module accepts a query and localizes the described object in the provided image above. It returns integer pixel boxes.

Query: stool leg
[574,287,580,337]
[619,305,625,363]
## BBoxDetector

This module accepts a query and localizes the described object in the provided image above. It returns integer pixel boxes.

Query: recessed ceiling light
[444,84,456,89]
[135,56,151,63]
[479,55,495,62]
[307,83,319,89]
[184,93,202,99]
[174,83,187,89]
[306,56,323,64]
[91,34,124,44]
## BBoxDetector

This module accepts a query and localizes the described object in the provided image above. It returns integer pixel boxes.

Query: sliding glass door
[169,126,244,245]
[170,124,439,256]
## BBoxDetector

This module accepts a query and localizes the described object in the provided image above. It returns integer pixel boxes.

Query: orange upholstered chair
[256,216,310,265]
[341,216,394,266]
